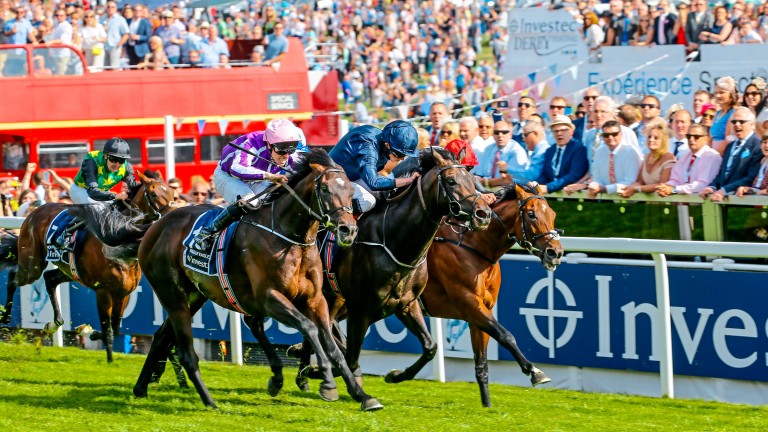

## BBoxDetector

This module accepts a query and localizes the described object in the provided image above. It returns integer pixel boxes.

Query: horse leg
[304,305,382,411]
[468,324,492,407]
[134,319,176,398]
[94,289,115,363]
[0,270,17,324]
[293,337,312,392]
[342,313,370,391]
[385,301,436,384]
[167,302,217,408]
[262,290,339,403]
[42,269,69,332]
[245,315,285,397]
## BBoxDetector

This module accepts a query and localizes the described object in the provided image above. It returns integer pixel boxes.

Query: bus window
[147,138,195,164]
[94,138,141,165]
[200,135,239,161]
[2,141,29,170]
[37,142,89,169]
[32,47,84,77]
[0,47,29,78]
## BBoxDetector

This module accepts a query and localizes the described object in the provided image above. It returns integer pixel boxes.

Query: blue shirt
[153,25,182,59]
[4,18,33,45]
[104,14,129,49]
[328,125,396,191]
[509,140,550,184]
[181,33,202,63]
[475,140,528,179]
[264,34,288,61]
[199,37,229,67]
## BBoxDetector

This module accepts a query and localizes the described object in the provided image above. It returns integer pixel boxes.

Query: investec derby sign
[506,9,587,69]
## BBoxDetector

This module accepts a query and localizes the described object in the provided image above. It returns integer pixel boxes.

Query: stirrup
[54,234,74,252]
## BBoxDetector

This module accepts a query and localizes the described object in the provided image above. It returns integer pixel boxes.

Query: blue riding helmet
[380,120,419,158]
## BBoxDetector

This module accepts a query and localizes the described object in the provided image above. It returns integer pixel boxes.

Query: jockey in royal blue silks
[328,119,420,214]
[191,118,308,250]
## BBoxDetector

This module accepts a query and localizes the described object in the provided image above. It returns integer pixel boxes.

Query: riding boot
[190,202,249,251]
[351,199,363,218]
[54,218,85,251]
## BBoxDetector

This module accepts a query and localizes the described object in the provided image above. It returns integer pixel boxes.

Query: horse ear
[155,170,164,181]
[136,170,149,184]
[431,147,447,166]
[457,147,466,164]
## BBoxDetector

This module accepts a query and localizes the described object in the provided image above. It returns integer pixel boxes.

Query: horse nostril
[475,209,489,220]
[338,225,350,236]
[546,248,558,259]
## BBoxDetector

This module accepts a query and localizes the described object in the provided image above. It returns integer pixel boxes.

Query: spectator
[700,103,717,128]
[737,18,763,44]
[735,133,768,196]
[4,6,37,76]
[566,120,643,198]
[439,121,460,147]
[475,114,495,153]
[459,116,486,155]
[103,0,129,70]
[584,96,641,166]
[699,6,733,45]
[189,181,211,205]
[574,88,600,142]
[513,120,550,184]
[672,0,690,48]
[618,104,642,132]
[126,4,152,67]
[711,76,738,154]
[653,0,678,45]
[427,102,450,146]
[250,48,264,65]
[670,109,693,157]
[700,107,763,202]
[154,10,183,65]
[630,14,654,46]
[692,90,712,123]
[45,9,73,76]
[685,0,715,52]
[416,128,430,150]
[264,21,288,66]
[512,96,537,144]
[620,121,676,197]
[742,78,767,132]
[81,11,106,72]
[199,23,229,68]
[657,124,721,196]
[583,11,604,56]
[537,115,589,194]
[606,0,635,46]
[637,95,662,152]
[474,120,526,189]
[14,188,39,218]
[137,36,172,70]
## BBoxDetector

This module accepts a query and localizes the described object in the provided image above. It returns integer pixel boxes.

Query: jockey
[191,118,307,251]
[55,138,140,250]
[444,139,496,206]
[328,120,420,214]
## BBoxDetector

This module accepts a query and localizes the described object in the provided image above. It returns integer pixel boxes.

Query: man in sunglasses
[191,119,308,250]
[636,95,662,153]
[699,107,763,202]
[474,120,527,189]
[55,138,139,250]
[657,123,722,196]
[511,96,537,144]
[329,119,420,215]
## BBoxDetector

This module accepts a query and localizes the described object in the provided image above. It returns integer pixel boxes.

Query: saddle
[182,210,239,276]
[45,210,87,263]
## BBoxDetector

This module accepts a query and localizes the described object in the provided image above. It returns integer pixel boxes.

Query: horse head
[133,170,175,221]
[501,183,563,271]
[419,147,491,230]
[290,149,358,247]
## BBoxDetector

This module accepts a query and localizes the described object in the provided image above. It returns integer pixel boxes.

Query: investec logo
[520,274,762,369]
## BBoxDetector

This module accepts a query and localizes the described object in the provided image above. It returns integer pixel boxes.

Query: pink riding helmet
[265,119,302,144]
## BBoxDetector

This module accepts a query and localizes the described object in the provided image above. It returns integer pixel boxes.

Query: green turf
[0,342,766,431]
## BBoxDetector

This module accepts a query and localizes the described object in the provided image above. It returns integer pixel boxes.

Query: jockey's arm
[80,158,118,201]
[121,163,141,190]
[357,143,397,191]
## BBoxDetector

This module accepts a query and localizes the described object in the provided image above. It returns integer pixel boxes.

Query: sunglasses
[440,131,452,136]
[702,113,715,119]
[191,192,207,196]
[745,91,762,97]
[493,130,510,135]
[686,134,706,140]
[552,128,571,134]
[550,105,566,110]
[107,155,126,164]
[518,102,533,108]
[730,119,750,125]
[478,124,492,128]
[583,95,597,101]
[602,131,621,138]
[640,103,658,109]
[390,149,406,159]
[523,131,536,137]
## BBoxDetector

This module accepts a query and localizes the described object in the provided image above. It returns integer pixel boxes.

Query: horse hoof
[295,375,310,392]
[285,343,304,359]
[384,370,403,384]
[267,377,283,397]
[318,387,339,402]
[133,386,148,398]
[530,367,551,386]
[361,397,384,412]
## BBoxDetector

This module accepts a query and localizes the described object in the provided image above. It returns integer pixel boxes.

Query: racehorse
[0,171,174,363]
[391,182,563,407]
[290,147,492,395]
[131,149,383,411]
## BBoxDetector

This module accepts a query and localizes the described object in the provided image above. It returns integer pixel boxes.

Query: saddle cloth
[45,210,87,264]
[319,230,343,298]
[182,210,239,277]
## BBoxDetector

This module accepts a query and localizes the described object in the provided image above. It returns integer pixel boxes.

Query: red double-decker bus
[0,39,339,188]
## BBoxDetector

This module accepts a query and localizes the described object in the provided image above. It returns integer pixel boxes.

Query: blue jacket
[329,125,396,191]
[711,134,762,193]
[130,18,152,59]
[537,139,589,193]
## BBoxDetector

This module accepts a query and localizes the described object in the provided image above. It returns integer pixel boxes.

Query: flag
[243,119,251,129]
[554,75,562,87]
[527,72,537,83]
[548,64,558,76]
[218,119,229,136]
[569,65,579,80]
[197,119,206,135]
[175,117,184,131]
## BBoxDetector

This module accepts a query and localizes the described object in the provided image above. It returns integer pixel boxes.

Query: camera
[497,100,509,108]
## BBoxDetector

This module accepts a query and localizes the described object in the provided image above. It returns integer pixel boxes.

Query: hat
[199,21,210,28]
[265,119,302,145]
[700,102,716,116]
[549,114,575,130]
[444,139,478,167]
[678,0,690,5]
[161,10,174,18]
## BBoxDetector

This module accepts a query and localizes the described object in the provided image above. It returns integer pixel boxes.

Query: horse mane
[493,182,539,204]
[66,202,151,247]
[127,169,162,201]
[390,146,458,178]
[266,148,337,202]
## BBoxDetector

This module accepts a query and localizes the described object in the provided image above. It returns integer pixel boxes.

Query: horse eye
[527,210,536,219]
[321,184,329,192]
[446,178,457,186]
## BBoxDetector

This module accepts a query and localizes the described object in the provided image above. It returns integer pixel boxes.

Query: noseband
[141,183,173,221]
[417,164,482,225]
[506,194,562,255]
[280,168,353,229]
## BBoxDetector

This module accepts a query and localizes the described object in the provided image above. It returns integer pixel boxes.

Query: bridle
[493,191,562,256]
[141,181,174,221]
[417,163,482,226]
[280,167,353,229]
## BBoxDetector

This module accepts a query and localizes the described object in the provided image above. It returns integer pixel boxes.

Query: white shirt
[470,135,493,154]
[48,20,73,57]
[670,137,689,157]
[590,142,644,194]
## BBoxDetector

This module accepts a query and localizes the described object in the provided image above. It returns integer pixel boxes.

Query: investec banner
[3,263,768,382]
[501,8,768,107]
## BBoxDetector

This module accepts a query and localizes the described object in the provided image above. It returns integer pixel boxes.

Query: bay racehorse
[290,147,492,395]
[0,171,174,362]
[132,149,383,411]
[392,182,563,406]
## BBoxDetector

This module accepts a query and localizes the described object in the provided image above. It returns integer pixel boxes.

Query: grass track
[0,343,766,432]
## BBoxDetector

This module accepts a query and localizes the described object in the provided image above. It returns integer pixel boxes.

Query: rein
[496,192,562,256]
[141,183,173,221]
[416,163,481,227]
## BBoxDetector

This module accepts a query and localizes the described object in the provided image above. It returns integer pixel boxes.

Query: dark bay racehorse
[0,171,174,362]
[393,183,563,406]
[291,147,492,394]
[132,149,383,411]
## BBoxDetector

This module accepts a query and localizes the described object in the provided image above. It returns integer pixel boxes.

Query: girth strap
[433,236,497,265]
[215,226,248,316]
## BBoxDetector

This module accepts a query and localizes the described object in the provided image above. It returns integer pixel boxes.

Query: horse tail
[0,231,19,271]
[66,202,152,247]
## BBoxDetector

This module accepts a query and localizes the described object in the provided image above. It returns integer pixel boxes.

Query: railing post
[229,311,243,365]
[701,200,724,242]
[431,317,446,382]
[163,115,176,181]
[51,283,63,347]
[676,205,692,241]
[652,253,674,398]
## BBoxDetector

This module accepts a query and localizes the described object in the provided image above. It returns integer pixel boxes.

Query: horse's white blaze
[542,203,548,211]
[335,178,346,187]
[160,186,168,192]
